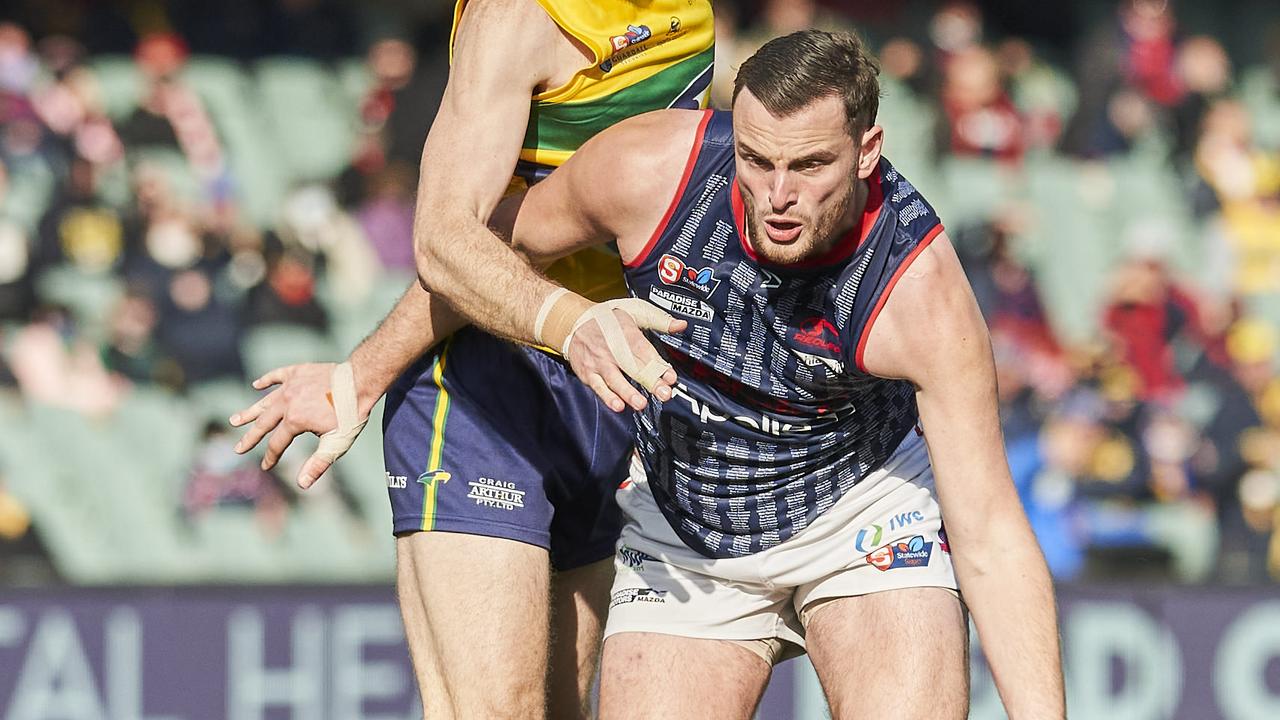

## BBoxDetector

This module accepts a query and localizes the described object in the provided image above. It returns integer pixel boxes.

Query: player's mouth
[763,218,802,244]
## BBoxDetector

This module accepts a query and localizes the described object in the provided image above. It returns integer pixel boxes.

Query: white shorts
[604,431,957,656]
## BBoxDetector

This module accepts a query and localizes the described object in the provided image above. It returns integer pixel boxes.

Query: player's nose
[768,171,797,212]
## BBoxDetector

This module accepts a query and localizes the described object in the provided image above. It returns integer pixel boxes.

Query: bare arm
[862,234,1066,719]
[421,108,704,409]
[231,0,566,485]
[411,0,571,344]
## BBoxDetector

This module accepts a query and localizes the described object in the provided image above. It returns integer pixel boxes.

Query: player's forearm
[347,282,469,416]
[955,520,1066,719]
[416,209,576,349]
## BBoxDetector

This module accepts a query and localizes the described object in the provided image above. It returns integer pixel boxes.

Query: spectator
[182,420,287,537]
[1060,0,1179,158]
[34,154,125,274]
[117,33,225,184]
[156,268,244,386]
[354,162,416,272]
[29,35,124,169]
[101,288,175,386]
[1102,249,1213,403]
[7,304,125,417]
[939,45,1026,162]
[243,247,328,331]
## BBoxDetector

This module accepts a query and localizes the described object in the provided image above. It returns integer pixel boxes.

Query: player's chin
[755,235,815,265]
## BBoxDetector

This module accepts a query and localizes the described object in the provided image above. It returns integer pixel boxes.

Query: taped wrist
[533,287,592,352]
[564,299,676,392]
[314,361,369,464]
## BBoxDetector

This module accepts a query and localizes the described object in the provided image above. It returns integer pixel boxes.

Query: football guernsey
[621,110,945,559]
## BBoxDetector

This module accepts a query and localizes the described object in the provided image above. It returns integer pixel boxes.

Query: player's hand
[563,300,687,413]
[229,362,368,489]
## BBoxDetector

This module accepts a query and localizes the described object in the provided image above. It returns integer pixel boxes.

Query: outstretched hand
[229,362,369,488]
[562,299,687,413]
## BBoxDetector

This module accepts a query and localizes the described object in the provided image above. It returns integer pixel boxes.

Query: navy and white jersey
[621,110,945,559]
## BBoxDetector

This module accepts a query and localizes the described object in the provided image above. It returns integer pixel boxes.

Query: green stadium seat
[191,508,285,582]
[127,147,203,205]
[34,265,125,342]
[336,57,374,108]
[253,57,358,183]
[0,156,55,233]
[1240,65,1280,151]
[241,324,336,380]
[87,55,143,121]
[182,56,251,117]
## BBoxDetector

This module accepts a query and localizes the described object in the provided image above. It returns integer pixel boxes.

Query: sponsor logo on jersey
[854,524,882,553]
[795,351,844,373]
[658,253,720,297]
[417,469,451,487]
[668,16,682,34]
[939,526,950,554]
[618,545,658,569]
[609,24,651,51]
[467,477,525,510]
[670,382,840,436]
[759,268,783,289]
[866,535,934,571]
[386,472,408,489]
[610,587,667,608]
[600,24,653,72]
[792,317,841,354]
[649,287,714,322]
[855,512,925,553]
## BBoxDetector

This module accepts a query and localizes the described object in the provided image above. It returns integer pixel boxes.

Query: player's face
[732,90,882,265]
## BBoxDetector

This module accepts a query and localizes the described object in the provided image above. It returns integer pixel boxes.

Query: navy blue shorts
[383,327,633,570]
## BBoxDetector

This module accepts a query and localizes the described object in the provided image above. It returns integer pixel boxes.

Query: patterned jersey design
[622,111,945,559]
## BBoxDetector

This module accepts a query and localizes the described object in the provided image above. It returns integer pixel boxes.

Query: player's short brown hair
[732,29,881,137]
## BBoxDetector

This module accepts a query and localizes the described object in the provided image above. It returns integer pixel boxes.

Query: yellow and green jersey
[451,0,715,301]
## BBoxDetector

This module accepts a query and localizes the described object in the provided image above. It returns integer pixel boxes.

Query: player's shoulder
[579,109,709,173]
[455,0,561,42]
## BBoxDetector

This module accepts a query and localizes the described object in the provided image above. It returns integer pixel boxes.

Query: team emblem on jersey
[417,469,451,487]
[759,268,783,289]
[792,317,841,354]
[658,253,720,297]
[866,535,934,571]
[649,287,715,322]
[618,545,658,569]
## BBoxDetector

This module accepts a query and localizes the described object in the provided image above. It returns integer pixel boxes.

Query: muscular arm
[862,234,1066,719]
[410,0,575,345]
[231,0,570,483]
[420,108,703,408]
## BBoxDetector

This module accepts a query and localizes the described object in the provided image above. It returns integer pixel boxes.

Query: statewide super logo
[658,253,720,297]
[866,535,934,571]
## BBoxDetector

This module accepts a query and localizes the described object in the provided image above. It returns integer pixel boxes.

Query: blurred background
[0,0,1277,718]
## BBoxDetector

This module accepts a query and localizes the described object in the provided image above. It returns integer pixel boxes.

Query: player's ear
[855,125,883,179]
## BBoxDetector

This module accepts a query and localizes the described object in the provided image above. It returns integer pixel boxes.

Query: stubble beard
[744,176,860,266]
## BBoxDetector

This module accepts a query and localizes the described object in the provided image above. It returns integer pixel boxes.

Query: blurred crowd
[0,0,1278,585]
